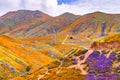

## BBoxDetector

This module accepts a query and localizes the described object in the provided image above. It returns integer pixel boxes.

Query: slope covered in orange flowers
[61,12,120,39]
[90,32,120,50]
[95,32,120,43]
[0,34,85,79]
[0,10,120,80]
[15,33,120,80]
[0,35,63,79]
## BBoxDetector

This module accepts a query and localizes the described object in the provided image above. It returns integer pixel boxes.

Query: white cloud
[0,0,120,16]
[0,0,20,15]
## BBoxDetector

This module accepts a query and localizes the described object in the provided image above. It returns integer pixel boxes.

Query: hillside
[15,33,120,80]
[23,12,80,38]
[0,35,85,79]
[95,32,120,43]
[0,11,80,38]
[90,32,120,50]
[0,11,120,80]
[0,10,53,36]
[0,35,60,79]
[0,11,120,40]
[61,12,120,39]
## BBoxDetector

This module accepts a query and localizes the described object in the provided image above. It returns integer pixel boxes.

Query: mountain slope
[24,12,80,38]
[90,32,120,50]
[61,12,120,39]
[0,35,54,69]
[0,34,85,79]
[0,35,60,79]
[0,10,53,36]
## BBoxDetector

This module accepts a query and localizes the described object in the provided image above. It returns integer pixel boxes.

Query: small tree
[24,66,31,76]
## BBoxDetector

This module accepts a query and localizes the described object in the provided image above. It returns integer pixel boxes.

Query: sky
[0,0,120,16]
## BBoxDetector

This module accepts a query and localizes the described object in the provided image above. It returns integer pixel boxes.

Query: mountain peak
[83,11,106,16]
[16,10,42,14]
[60,12,79,17]
[93,11,106,14]
[56,12,80,20]
[1,10,50,18]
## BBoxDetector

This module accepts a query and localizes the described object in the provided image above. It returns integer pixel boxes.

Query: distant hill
[0,11,120,39]
[0,10,53,36]
[23,12,80,38]
[0,10,120,48]
[61,11,120,39]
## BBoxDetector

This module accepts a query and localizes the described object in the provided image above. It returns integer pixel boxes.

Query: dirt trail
[62,35,69,44]
[67,49,94,74]
[106,50,113,58]
[37,67,49,80]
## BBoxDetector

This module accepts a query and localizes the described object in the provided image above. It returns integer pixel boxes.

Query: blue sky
[57,0,77,5]
[0,0,120,16]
